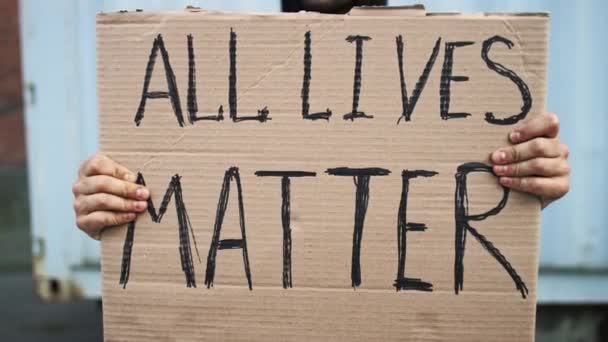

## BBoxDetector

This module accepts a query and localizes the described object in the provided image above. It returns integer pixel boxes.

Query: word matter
[119,163,528,299]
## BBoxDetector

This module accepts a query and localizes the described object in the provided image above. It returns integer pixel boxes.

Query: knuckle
[87,156,102,174]
[100,177,118,195]
[76,216,87,230]
[105,214,121,227]
[521,178,537,193]
[563,162,571,175]
[509,176,521,190]
[98,194,111,208]
[121,182,131,198]
[531,159,546,175]
[119,198,131,211]
[547,112,560,130]
[73,198,84,214]
[510,177,522,189]
[531,139,545,155]
[88,154,108,174]
[530,179,543,193]
[92,177,108,193]
[509,146,519,162]
[109,163,121,179]
[518,177,528,191]
[561,143,570,158]
[71,181,80,196]
[511,163,521,176]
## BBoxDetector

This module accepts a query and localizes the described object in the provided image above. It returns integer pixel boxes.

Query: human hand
[72,154,149,239]
[491,112,570,208]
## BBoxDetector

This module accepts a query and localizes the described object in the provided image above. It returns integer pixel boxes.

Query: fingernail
[135,201,147,211]
[510,131,521,143]
[125,213,136,221]
[500,177,513,186]
[136,187,149,199]
[494,165,506,175]
[492,150,506,163]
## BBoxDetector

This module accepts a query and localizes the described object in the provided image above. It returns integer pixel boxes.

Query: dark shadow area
[536,305,608,342]
[0,167,103,341]
[0,272,103,341]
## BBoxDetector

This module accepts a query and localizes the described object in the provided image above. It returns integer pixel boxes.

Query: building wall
[0,0,30,272]
[0,0,25,164]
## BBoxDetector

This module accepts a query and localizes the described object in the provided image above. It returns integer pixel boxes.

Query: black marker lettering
[326,167,390,288]
[187,34,224,124]
[482,35,532,125]
[454,162,528,298]
[120,219,136,288]
[134,34,184,127]
[440,41,474,120]
[344,35,373,121]
[255,171,317,288]
[119,173,200,289]
[301,31,332,121]
[228,29,270,123]
[205,167,253,290]
[396,36,442,123]
[394,170,437,291]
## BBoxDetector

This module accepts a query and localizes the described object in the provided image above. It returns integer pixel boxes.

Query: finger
[73,175,149,200]
[491,137,562,164]
[560,143,570,159]
[79,153,137,182]
[77,211,136,240]
[509,112,559,144]
[493,157,570,177]
[74,193,147,215]
[499,175,570,199]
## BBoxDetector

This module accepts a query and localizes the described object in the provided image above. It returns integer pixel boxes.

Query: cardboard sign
[98,6,548,341]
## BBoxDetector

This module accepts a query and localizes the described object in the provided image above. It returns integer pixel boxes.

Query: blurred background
[0,0,606,341]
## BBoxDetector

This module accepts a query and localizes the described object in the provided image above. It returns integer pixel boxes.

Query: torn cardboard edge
[99,4,549,18]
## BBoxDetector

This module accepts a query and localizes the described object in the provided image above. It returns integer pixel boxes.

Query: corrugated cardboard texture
[98,8,548,342]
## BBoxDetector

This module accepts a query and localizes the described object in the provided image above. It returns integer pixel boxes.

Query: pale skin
[73,111,570,240]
